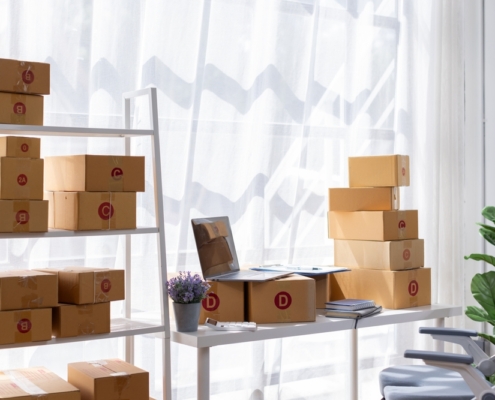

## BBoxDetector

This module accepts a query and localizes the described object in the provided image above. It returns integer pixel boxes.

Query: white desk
[172,304,462,400]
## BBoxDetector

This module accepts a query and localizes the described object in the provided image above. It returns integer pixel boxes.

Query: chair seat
[380,365,475,400]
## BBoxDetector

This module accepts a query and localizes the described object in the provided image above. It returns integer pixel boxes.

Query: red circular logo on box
[398,220,406,229]
[111,167,123,180]
[402,167,406,176]
[408,280,419,296]
[101,279,112,293]
[13,102,26,115]
[202,293,220,311]
[274,291,292,310]
[403,249,411,261]
[17,318,32,333]
[17,174,28,186]
[22,70,34,84]
[16,210,29,224]
[21,143,29,152]
[98,202,114,220]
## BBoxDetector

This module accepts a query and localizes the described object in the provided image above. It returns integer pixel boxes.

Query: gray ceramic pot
[173,302,201,332]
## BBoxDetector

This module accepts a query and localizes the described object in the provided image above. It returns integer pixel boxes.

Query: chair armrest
[419,327,478,337]
[404,350,474,365]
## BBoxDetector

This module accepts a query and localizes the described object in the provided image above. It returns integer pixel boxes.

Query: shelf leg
[163,337,172,400]
[435,318,445,352]
[198,347,210,400]
[350,329,358,400]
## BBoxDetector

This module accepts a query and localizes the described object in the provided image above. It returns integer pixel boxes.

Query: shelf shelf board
[0,226,159,239]
[0,124,154,138]
[0,318,165,350]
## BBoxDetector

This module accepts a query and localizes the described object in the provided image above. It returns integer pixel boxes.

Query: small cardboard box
[247,275,315,323]
[314,274,331,309]
[0,200,48,232]
[68,359,149,400]
[329,187,399,211]
[0,367,80,400]
[330,268,431,309]
[35,267,125,304]
[0,158,43,200]
[0,92,43,125]
[334,239,425,271]
[44,155,145,192]
[47,191,136,231]
[349,155,410,187]
[0,270,58,311]
[0,58,50,94]
[0,136,41,158]
[52,302,110,338]
[199,281,244,324]
[0,308,52,345]
[328,210,418,241]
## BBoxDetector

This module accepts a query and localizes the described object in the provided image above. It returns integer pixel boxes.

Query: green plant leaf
[466,305,494,323]
[478,223,495,233]
[483,206,495,224]
[480,227,495,246]
[465,253,495,267]
[479,333,495,345]
[472,272,495,320]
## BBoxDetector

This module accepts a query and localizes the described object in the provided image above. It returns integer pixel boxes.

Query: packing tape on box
[408,269,419,307]
[400,156,407,185]
[4,369,47,396]
[14,310,32,343]
[397,210,406,239]
[88,361,131,396]
[392,187,400,210]
[108,156,124,191]
[10,94,26,124]
[94,270,111,302]
[21,293,43,309]
[13,201,30,232]
[16,61,36,92]
[78,321,96,335]
[100,193,116,230]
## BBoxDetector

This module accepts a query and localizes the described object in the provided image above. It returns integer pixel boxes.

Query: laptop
[191,216,293,282]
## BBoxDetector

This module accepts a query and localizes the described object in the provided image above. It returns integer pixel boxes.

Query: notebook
[325,305,382,319]
[325,299,376,311]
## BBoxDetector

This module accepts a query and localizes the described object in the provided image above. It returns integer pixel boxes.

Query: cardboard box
[314,274,331,309]
[0,92,43,125]
[328,210,418,241]
[44,155,145,192]
[52,302,110,338]
[0,58,50,94]
[35,267,125,304]
[0,199,48,232]
[0,136,41,158]
[329,187,399,211]
[0,158,43,200]
[47,191,136,231]
[0,367,80,400]
[247,275,315,323]
[334,239,425,271]
[0,270,58,311]
[0,308,51,345]
[330,268,431,309]
[199,281,244,324]
[349,155,410,187]
[68,359,148,400]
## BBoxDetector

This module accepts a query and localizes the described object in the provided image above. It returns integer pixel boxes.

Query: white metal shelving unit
[0,87,171,400]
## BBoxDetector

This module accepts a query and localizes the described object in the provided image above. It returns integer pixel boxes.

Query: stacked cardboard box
[328,155,431,309]
[0,136,49,232]
[0,58,50,125]
[44,155,145,230]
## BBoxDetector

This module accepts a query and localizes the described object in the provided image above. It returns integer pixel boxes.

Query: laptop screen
[191,216,241,279]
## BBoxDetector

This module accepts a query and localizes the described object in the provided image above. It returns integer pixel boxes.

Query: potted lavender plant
[166,272,210,332]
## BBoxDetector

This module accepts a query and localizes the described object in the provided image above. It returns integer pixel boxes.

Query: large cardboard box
[314,274,331,309]
[0,92,43,125]
[0,200,48,232]
[0,308,51,345]
[199,281,244,324]
[329,187,399,211]
[52,302,110,338]
[247,275,315,323]
[44,155,145,192]
[328,210,418,241]
[0,270,58,311]
[334,239,425,271]
[35,267,125,304]
[0,158,43,200]
[330,268,431,309]
[0,58,50,94]
[47,191,136,231]
[0,136,41,158]
[0,367,80,400]
[349,155,409,187]
[68,359,149,400]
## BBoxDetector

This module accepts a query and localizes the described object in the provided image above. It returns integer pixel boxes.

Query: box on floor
[0,199,48,232]
[348,154,409,187]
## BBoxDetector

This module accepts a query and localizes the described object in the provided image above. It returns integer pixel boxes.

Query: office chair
[380,327,494,400]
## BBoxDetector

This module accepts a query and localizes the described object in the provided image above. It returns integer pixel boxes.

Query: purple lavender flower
[166,272,211,304]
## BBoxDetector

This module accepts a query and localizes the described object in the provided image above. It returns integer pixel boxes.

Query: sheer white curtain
[0,0,467,399]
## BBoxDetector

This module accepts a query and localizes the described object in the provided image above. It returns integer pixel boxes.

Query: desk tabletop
[171,304,462,348]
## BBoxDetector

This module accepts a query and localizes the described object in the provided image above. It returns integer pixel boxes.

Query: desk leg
[435,318,445,352]
[198,347,210,400]
[350,329,358,400]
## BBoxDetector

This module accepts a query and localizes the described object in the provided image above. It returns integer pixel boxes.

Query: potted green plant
[166,272,210,332]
